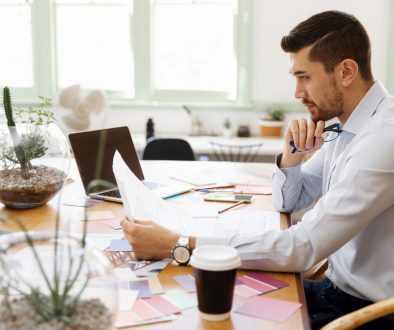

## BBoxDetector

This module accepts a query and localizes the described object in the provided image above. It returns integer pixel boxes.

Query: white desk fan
[56,84,107,133]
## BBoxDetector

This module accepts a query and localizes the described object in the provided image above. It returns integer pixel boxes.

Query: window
[0,0,34,88]
[152,0,237,100]
[1,0,250,105]
[55,0,134,96]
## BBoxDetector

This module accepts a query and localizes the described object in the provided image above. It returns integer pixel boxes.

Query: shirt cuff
[274,153,302,184]
[195,236,231,247]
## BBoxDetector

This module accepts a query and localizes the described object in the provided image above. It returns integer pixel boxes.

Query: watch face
[173,246,190,264]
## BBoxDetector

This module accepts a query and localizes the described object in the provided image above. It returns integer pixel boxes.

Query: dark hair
[281,10,373,81]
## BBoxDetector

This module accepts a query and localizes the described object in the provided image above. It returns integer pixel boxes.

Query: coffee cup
[190,245,241,321]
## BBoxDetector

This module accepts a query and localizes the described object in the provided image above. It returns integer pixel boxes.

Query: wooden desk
[0,160,310,330]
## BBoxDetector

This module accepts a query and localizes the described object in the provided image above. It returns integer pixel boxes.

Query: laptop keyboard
[101,189,121,198]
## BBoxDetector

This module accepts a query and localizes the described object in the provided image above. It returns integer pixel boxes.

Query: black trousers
[304,278,394,330]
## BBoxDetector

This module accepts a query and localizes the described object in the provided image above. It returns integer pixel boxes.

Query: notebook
[68,126,193,203]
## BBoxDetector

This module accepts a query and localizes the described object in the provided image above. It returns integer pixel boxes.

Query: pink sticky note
[132,299,162,319]
[235,296,302,323]
[102,219,122,230]
[116,310,140,325]
[246,272,289,289]
[234,284,260,298]
[238,275,275,294]
[143,295,181,315]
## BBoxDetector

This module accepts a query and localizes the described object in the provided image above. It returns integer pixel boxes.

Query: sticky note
[113,268,137,281]
[147,276,164,295]
[128,280,151,299]
[118,289,138,310]
[102,219,122,230]
[235,296,302,322]
[109,239,132,252]
[238,275,275,294]
[234,284,260,298]
[162,289,197,310]
[172,275,196,293]
[143,295,181,315]
[246,272,289,289]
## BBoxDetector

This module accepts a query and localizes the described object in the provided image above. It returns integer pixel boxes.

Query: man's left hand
[120,218,180,260]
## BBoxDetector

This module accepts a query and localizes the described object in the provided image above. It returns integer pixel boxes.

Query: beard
[303,79,344,122]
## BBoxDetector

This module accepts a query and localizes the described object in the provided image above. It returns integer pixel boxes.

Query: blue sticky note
[109,239,132,252]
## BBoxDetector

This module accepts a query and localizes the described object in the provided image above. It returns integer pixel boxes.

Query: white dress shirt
[196,81,394,302]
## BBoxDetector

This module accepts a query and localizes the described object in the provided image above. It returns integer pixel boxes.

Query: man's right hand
[280,118,325,168]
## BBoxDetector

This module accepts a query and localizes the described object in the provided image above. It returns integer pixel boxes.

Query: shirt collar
[341,80,388,135]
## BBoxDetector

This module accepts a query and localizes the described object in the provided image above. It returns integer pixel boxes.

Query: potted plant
[0,207,117,329]
[0,87,70,208]
[258,105,285,137]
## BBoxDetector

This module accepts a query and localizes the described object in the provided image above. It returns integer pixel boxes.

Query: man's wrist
[280,150,304,168]
[167,235,196,258]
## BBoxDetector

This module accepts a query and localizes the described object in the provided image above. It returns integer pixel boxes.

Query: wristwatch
[171,235,191,266]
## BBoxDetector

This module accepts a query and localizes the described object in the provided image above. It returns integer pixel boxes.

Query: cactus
[3,87,29,179]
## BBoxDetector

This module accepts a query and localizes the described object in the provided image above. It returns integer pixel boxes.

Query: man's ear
[336,59,358,87]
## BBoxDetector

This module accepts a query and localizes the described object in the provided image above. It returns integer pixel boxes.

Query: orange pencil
[218,201,246,214]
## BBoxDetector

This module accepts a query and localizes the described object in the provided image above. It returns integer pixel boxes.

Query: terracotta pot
[258,120,283,137]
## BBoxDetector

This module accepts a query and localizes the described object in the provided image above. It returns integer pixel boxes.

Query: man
[121,11,394,329]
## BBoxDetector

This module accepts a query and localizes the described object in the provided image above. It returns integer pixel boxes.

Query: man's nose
[294,82,306,100]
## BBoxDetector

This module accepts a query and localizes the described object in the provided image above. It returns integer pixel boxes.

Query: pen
[199,189,234,193]
[195,185,235,191]
[218,201,246,214]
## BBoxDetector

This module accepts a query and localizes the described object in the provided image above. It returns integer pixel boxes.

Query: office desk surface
[0,160,309,330]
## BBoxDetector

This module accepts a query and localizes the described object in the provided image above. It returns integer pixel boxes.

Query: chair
[142,137,195,161]
[321,297,394,330]
[302,259,329,280]
[303,260,394,329]
[209,141,263,162]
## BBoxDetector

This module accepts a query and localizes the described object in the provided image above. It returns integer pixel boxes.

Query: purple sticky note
[235,296,302,323]
[109,239,132,252]
[246,272,289,289]
[128,280,151,299]
[173,275,196,293]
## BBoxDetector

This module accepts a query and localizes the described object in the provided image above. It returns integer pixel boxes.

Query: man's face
[289,46,344,121]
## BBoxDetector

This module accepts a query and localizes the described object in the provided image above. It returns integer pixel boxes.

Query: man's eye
[298,76,309,81]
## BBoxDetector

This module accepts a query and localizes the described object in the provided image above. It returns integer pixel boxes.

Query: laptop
[68,126,193,203]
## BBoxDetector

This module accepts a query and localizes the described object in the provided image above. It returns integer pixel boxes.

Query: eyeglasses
[289,123,343,154]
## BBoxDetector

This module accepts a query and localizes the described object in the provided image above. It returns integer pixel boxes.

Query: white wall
[251,0,390,102]
[108,1,391,136]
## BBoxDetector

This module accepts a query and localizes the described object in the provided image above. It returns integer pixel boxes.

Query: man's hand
[121,219,180,260]
[281,118,325,168]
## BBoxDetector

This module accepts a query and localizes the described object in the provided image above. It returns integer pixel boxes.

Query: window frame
[7,0,251,106]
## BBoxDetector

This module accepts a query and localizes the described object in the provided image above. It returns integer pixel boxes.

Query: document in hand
[112,151,280,237]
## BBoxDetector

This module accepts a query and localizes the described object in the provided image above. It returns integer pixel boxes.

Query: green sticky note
[162,289,197,310]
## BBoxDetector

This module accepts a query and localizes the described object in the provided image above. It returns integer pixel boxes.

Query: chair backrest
[209,141,263,162]
[142,138,195,161]
[321,296,394,330]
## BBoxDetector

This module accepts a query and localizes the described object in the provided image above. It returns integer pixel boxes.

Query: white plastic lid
[190,245,241,271]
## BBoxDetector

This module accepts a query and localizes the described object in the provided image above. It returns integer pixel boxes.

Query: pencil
[218,201,246,214]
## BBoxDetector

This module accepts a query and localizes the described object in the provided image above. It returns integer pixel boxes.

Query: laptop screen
[69,126,145,194]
